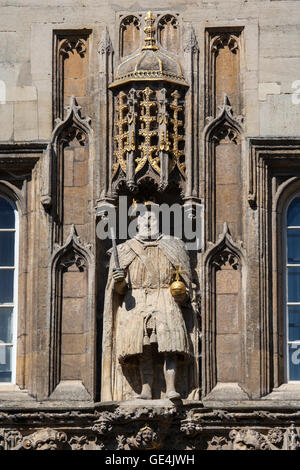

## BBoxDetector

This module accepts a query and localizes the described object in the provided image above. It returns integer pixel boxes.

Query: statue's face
[142,429,153,444]
[137,210,159,239]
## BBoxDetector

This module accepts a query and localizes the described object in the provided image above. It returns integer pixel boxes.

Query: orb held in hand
[170,265,186,297]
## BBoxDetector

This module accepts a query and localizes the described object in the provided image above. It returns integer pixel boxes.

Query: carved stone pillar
[183,24,200,202]
[98,28,114,204]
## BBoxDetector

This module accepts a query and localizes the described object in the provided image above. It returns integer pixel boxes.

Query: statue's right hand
[112,268,126,283]
[112,268,127,295]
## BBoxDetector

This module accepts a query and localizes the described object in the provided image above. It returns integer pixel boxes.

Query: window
[285,196,300,381]
[0,196,18,383]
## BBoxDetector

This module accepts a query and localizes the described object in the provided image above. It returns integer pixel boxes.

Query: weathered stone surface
[0,401,299,449]
[260,93,300,135]
[49,381,91,401]
[216,294,239,333]
[0,103,13,140]
[203,383,249,401]
[0,0,299,451]
[6,86,37,102]
[63,270,87,298]
[14,100,38,140]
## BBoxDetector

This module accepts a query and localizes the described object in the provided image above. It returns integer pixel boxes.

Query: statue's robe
[101,235,199,401]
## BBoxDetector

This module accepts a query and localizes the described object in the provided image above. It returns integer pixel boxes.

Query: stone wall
[0,0,300,450]
[0,0,299,141]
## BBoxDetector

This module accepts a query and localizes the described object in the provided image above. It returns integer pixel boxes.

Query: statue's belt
[128,285,171,290]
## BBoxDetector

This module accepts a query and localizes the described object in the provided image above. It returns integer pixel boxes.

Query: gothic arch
[41,96,93,244]
[51,95,92,147]
[204,94,244,244]
[204,222,245,268]
[206,30,243,118]
[49,225,95,399]
[0,181,24,215]
[53,32,90,123]
[119,15,141,58]
[157,14,179,53]
[210,33,240,56]
[204,95,243,142]
[202,222,246,397]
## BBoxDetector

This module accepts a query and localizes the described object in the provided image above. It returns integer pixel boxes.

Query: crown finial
[142,11,158,50]
[140,424,153,432]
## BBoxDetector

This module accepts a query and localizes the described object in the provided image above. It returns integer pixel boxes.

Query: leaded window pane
[288,267,300,302]
[288,344,300,381]
[0,308,13,343]
[0,196,17,384]
[288,305,300,342]
[0,345,12,383]
[287,229,300,264]
[286,197,300,381]
[0,270,14,304]
[0,198,15,229]
[0,232,15,267]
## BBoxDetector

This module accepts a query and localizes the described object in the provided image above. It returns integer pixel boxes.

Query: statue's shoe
[134,393,152,400]
[166,391,181,400]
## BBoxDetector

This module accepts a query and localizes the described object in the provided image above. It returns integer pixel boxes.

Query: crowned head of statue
[130,197,160,240]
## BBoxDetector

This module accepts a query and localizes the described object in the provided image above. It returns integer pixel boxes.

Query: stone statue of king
[101,200,199,401]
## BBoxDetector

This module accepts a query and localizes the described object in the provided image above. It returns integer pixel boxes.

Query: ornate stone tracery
[120,15,141,57]
[158,14,179,53]
[0,407,299,450]
[202,223,245,397]
[211,33,239,55]
[49,224,95,399]
[59,38,87,58]
[41,95,92,217]
[109,11,188,195]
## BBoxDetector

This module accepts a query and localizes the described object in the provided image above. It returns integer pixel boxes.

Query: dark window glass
[0,196,16,383]
[289,344,300,381]
[0,232,15,267]
[288,305,300,341]
[0,270,14,304]
[0,345,12,382]
[288,267,300,302]
[0,308,13,343]
[0,198,15,229]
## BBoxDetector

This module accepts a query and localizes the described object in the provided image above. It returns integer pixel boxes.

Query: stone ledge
[0,401,299,450]
[49,380,92,401]
[0,387,35,403]
[265,383,300,400]
[203,382,249,401]
[1,398,300,411]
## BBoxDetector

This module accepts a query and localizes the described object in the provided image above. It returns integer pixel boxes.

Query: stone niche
[49,236,93,401]
[215,255,243,384]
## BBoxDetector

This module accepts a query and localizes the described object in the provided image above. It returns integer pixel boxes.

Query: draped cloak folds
[101,235,199,401]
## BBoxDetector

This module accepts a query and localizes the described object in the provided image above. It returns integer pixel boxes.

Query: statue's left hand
[172,287,190,305]
[172,292,188,305]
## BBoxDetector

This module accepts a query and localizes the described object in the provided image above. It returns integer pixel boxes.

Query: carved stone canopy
[110,11,188,89]
[110,12,189,196]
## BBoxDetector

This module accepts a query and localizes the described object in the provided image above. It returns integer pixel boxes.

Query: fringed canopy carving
[109,11,188,196]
